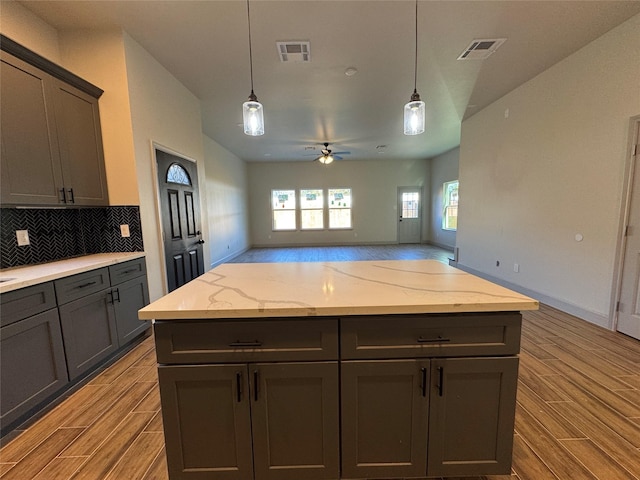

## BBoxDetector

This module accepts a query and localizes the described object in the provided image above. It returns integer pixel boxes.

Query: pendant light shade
[243,91,264,136]
[318,154,334,165]
[403,0,425,136]
[242,0,264,136]
[404,90,425,135]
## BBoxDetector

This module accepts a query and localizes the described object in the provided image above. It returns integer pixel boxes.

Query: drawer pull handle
[76,281,97,289]
[417,336,450,343]
[122,269,138,275]
[229,341,263,347]
[112,287,120,303]
[437,366,444,397]
[420,367,427,397]
[68,188,75,203]
[60,188,67,203]
[236,372,243,402]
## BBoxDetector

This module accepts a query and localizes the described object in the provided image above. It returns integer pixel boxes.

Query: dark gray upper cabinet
[0,45,108,207]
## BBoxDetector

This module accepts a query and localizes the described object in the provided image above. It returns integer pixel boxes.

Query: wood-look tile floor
[1,248,639,479]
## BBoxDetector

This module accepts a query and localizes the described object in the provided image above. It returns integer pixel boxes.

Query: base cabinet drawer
[159,362,340,480]
[0,308,68,430]
[58,289,118,380]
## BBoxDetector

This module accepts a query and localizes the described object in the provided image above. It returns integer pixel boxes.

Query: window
[166,163,191,185]
[300,189,324,229]
[329,188,352,229]
[272,189,296,230]
[401,191,419,219]
[442,180,459,231]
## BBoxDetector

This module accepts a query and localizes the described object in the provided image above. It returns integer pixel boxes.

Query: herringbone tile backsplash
[0,206,144,269]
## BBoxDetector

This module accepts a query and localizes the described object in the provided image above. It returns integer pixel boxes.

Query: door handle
[236,372,243,402]
[196,239,205,245]
[253,370,259,401]
[60,188,67,203]
[420,367,427,397]
[67,188,75,203]
[437,366,444,397]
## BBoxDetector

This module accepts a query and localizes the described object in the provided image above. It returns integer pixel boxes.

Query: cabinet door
[52,78,109,206]
[251,362,340,480]
[113,276,150,346]
[427,356,519,477]
[341,360,430,479]
[58,289,118,380]
[157,364,253,480]
[0,51,64,205]
[0,309,68,431]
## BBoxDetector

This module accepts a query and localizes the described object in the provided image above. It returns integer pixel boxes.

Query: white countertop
[139,259,538,320]
[0,252,146,294]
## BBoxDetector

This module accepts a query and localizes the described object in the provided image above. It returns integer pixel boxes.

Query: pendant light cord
[413,0,418,93]
[247,0,255,94]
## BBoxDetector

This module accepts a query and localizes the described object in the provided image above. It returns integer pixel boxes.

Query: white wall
[248,159,429,246]
[457,13,640,327]
[203,135,251,266]
[0,0,60,62]
[123,33,209,301]
[429,147,459,249]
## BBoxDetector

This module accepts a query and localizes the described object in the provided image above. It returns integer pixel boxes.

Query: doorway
[616,119,640,340]
[397,187,422,244]
[156,149,205,292]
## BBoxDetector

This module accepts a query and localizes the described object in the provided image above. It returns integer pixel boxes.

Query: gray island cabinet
[140,260,538,480]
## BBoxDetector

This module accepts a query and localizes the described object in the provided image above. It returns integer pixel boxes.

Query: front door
[398,187,421,244]
[156,149,205,292]
[617,120,640,340]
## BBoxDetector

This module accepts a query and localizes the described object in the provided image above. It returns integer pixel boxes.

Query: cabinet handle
[236,372,243,402]
[122,268,138,275]
[113,287,120,303]
[229,341,263,348]
[59,188,67,203]
[68,188,75,203]
[417,336,450,343]
[253,370,259,401]
[107,290,113,304]
[420,367,427,397]
[76,281,97,289]
[437,366,444,397]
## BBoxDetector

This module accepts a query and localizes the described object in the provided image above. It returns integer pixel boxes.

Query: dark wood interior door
[157,150,205,292]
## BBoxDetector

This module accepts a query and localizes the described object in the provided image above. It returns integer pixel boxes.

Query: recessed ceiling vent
[277,41,310,62]
[457,38,506,60]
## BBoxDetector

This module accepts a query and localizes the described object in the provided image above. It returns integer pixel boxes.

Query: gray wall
[457,13,640,327]
[247,159,430,247]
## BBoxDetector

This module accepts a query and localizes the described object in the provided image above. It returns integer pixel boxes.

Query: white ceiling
[17,0,640,163]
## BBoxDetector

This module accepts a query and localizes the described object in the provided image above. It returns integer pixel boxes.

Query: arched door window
[166,163,192,186]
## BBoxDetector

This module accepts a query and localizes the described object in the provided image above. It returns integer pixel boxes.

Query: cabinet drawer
[154,319,339,364]
[341,313,521,359]
[0,282,57,327]
[54,267,110,305]
[109,258,146,285]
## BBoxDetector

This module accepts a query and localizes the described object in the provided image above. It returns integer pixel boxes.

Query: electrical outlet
[514,263,520,273]
[16,230,30,246]
[120,224,130,238]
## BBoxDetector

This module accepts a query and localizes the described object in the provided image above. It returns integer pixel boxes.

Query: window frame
[442,180,459,231]
[328,187,353,230]
[300,188,325,230]
[271,189,297,231]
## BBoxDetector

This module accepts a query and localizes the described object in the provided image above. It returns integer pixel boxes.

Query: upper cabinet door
[0,52,64,205]
[53,79,109,206]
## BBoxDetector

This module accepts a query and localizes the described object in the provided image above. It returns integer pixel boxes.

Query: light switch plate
[16,230,30,246]
[120,224,130,238]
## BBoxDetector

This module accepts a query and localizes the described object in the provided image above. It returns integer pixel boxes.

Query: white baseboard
[455,263,612,330]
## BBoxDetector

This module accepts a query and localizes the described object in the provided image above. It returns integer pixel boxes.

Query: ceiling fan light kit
[403,0,425,136]
[242,0,264,136]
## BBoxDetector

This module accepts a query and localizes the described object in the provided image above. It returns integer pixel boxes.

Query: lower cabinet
[0,308,68,430]
[58,289,118,380]
[158,362,340,480]
[427,357,519,477]
[112,275,150,345]
[341,360,430,479]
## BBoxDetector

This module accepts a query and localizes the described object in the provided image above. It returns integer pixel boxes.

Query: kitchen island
[139,259,538,480]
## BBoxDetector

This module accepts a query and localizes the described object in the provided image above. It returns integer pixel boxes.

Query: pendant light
[242,0,264,136]
[403,0,425,136]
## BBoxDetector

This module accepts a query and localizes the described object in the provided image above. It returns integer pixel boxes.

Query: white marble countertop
[139,260,538,320]
[0,252,146,294]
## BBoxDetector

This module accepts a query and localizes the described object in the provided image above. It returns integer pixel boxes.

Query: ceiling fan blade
[332,151,350,155]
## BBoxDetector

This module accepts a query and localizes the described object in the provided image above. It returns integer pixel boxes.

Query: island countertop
[139,259,538,320]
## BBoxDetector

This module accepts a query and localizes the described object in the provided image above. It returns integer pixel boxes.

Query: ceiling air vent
[276,41,311,63]
[457,38,506,60]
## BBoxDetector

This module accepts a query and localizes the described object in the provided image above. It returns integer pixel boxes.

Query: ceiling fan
[314,142,351,165]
